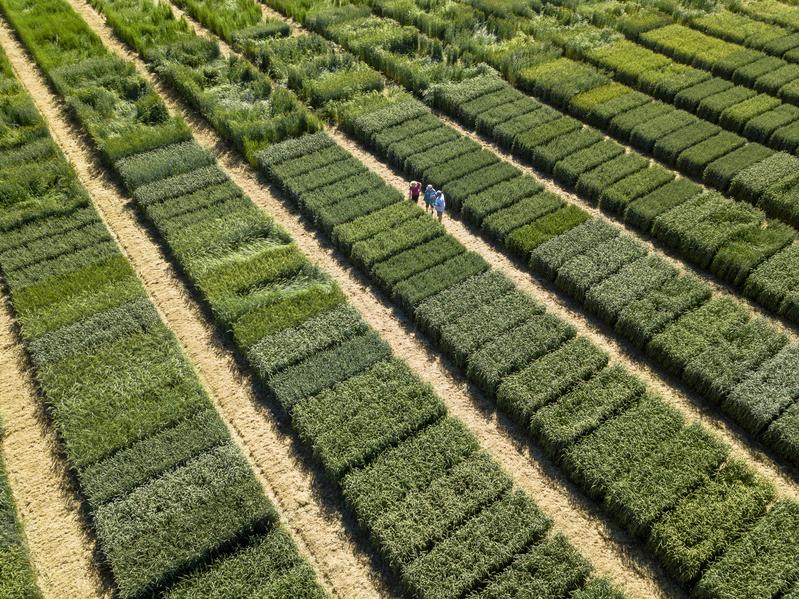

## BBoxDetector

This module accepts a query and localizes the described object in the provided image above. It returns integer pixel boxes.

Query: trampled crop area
[0,0,797,597]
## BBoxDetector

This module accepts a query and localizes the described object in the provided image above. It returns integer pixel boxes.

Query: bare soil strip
[68,3,696,597]
[0,299,109,599]
[331,128,799,500]
[0,17,389,599]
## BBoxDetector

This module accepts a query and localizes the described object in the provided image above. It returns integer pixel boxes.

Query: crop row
[572,4,799,103]
[274,0,799,462]
[592,1,799,62]
[355,0,799,234]
[301,3,799,325]
[109,0,799,592]
[1,0,625,596]
[498,0,799,158]
[0,418,40,598]
[260,127,799,598]
[0,27,324,599]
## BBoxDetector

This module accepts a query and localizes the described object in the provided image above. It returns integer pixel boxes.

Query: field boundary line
[64,1,683,596]
[0,15,388,599]
[0,297,109,599]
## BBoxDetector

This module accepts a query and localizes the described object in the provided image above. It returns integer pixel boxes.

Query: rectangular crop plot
[292,359,445,479]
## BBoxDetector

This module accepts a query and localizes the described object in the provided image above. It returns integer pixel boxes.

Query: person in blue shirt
[434,190,446,223]
[423,184,436,214]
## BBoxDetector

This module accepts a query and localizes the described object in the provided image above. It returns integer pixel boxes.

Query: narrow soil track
[332,128,799,501]
[0,17,390,599]
[0,299,109,599]
[66,2,694,597]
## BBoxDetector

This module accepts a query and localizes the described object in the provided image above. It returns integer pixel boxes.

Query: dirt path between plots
[0,300,109,599]
[68,2,693,597]
[332,127,799,499]
[0,17,391,599]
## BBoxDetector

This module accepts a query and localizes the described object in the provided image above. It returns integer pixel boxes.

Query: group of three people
[409,181,445,222]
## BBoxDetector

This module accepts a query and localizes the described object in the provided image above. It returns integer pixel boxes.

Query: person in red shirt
[409,180,421,203]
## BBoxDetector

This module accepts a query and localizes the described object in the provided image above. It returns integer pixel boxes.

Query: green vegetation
[31,0,799,595]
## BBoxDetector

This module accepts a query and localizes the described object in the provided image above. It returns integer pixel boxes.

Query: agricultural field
[0,0,797,597]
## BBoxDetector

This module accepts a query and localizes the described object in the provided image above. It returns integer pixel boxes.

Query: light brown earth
[0,16,391,599]
[0,299,110,599]
[62,2,694,597]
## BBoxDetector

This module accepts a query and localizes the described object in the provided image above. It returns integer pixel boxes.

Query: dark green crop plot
[575,154,650,202]
[116,141,215,190]
[584,255,678,325]
[531,219,618,281]
[652,121,721,165]
[342,417,479,530]
[724,342,799,435]
[371,451,511,567]
[624,177,702,233]
[438,290,543,368]
[506,205,591,258]
[497,337,608,428]
[743,243,799,315]
[604,423,729,539]
[608,101,676,141]
[268,330,391,410]
[563,393,684,499]
[78,408,229,508]
[766,402,799,466]
[392,251,489,310]
[554,235,647,303]
[651,192,763,269]
[475,534,591,599]
[703,143,774,193]
[616,273,711,349]
[598,166,674,215]
[441,163,519,205]
[628,110,696,153]
[466,313,575,395]
[675,131,746,178]
[694,500,799,599]
[164,527,324,599]
[531,366,645,459]
[247,303,366,380]
[710,221,795,287]
[401,490,551,599]
[372,236,464,291]
[528,128,604,174]
[481,192,563,243]
[413,270,515,343]
[462,174,540,225]
[552,139,624,187]
[683,316,787,404]
[649,461,774,585]
[351,216,443,268]
[292,359,445,479]
[332,201,418,250]
[728,151,798,207]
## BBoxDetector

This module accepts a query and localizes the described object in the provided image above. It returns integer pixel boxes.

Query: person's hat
[426,184,433,189]
[435,190,442,196]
